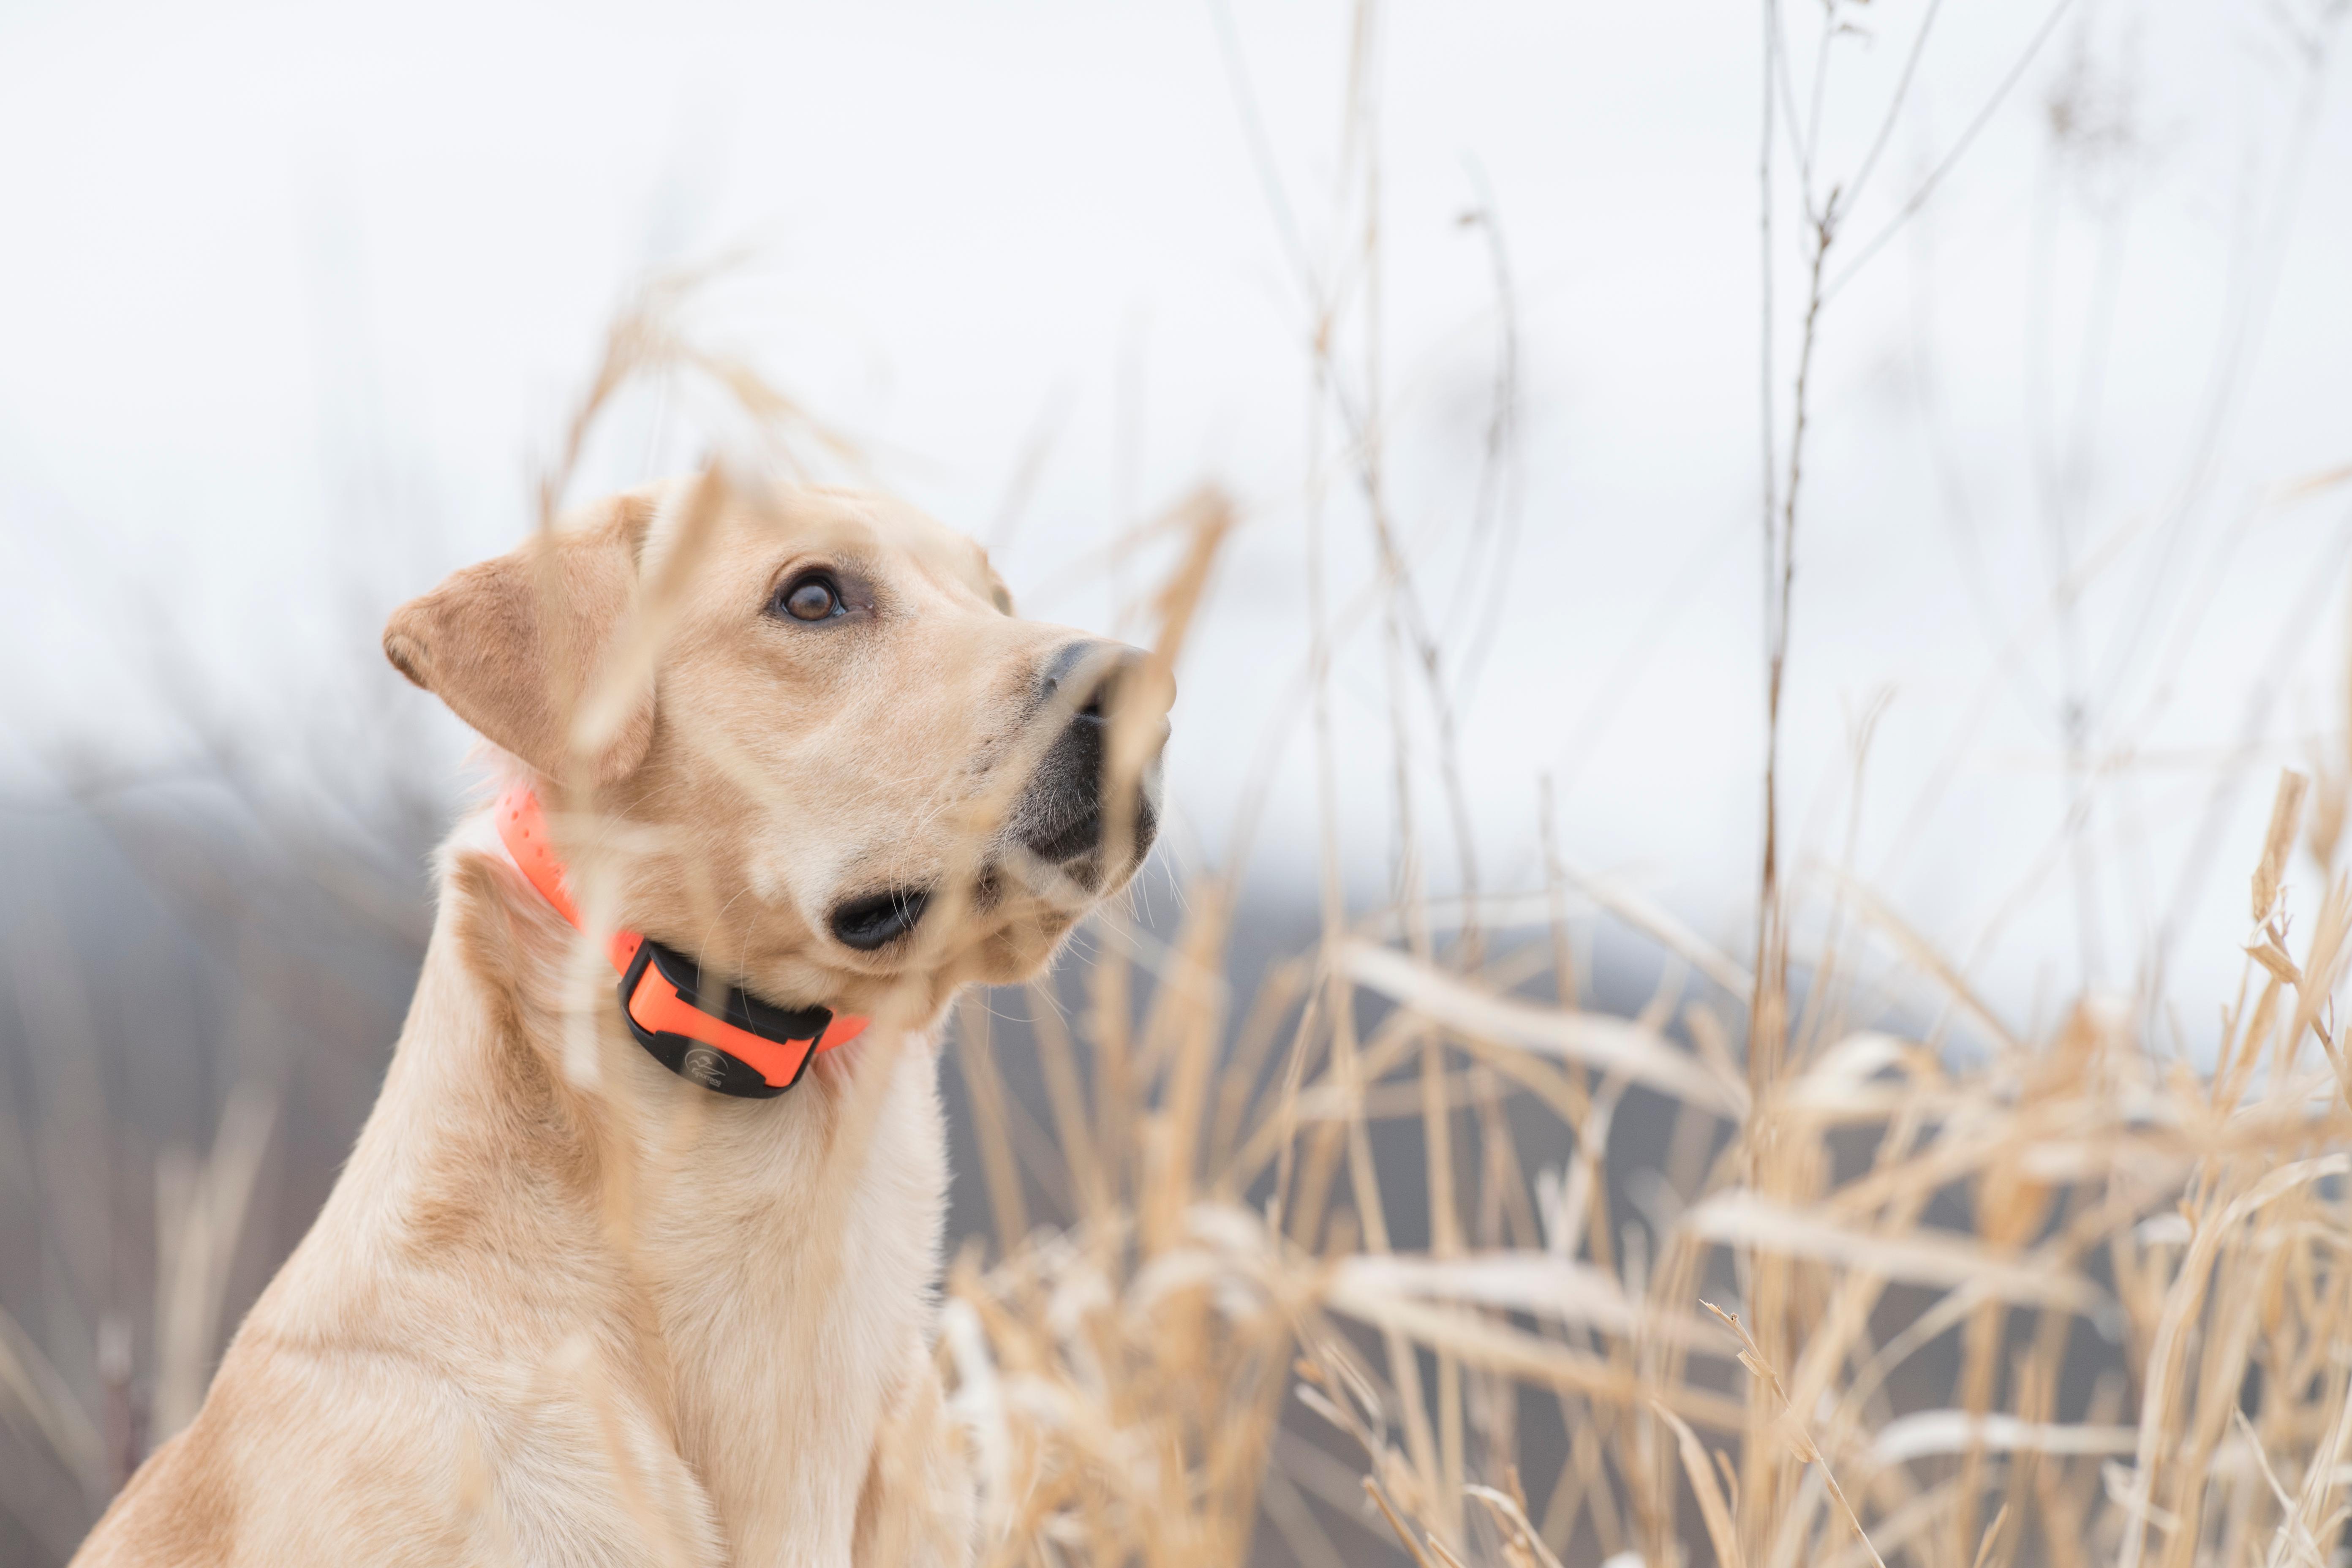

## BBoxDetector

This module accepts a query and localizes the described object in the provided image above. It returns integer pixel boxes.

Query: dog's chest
[635,1037,951,1558]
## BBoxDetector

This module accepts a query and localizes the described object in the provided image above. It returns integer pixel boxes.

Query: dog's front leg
[850,1337,975,1568]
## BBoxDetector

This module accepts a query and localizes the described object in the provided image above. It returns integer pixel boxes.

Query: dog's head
[384,479,1168,1019]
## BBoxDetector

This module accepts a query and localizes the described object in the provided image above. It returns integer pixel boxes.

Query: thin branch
[1824,0,2083,300]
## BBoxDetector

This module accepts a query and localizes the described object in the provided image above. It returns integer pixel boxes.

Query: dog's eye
[776,574,841,622]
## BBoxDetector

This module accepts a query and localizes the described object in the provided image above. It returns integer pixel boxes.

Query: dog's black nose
[1017,640,1166,867]
[1037,639,1148,720]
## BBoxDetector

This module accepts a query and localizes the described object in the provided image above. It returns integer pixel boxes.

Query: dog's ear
[384,493,659,785]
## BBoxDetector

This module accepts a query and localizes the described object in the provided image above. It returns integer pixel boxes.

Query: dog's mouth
[828,887,932,951]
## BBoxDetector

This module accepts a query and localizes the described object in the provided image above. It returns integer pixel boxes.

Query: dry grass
[935,439,2352,1568]
[929,761,2352,1568]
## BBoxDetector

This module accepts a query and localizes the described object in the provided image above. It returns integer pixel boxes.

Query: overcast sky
[3,0,2349,1034]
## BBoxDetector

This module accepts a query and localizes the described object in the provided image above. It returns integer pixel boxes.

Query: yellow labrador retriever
[74,479,1168,1566]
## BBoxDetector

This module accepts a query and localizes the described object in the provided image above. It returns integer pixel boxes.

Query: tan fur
[75,482,1159,1567]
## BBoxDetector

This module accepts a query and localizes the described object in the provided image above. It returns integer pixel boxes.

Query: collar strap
[495,785,867,1098]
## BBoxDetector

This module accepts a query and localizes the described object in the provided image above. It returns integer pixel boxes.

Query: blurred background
[2,0,2349,1562]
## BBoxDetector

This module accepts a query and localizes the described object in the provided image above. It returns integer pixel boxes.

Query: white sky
[3,0,2349,1037]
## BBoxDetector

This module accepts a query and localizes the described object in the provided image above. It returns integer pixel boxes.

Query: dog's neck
[284,802,956,1559]
[488,782,871,1097]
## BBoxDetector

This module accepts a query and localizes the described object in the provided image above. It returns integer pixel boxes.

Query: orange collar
[495,785,867,1098]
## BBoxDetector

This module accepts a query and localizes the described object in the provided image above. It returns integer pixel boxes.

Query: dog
[72,478,1170,1566]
